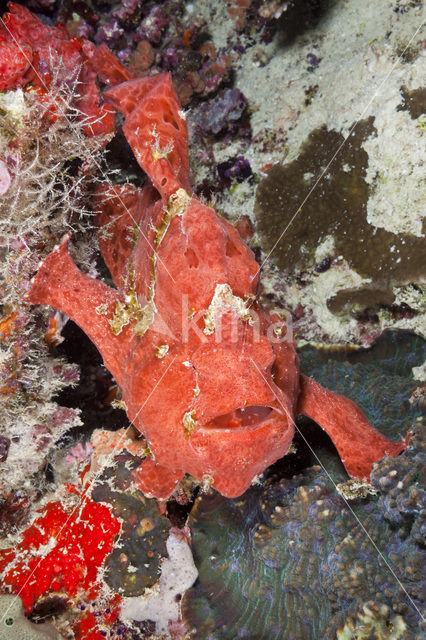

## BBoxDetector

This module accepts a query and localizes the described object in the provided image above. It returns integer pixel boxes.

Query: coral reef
[254,119,425,317]
[91,451,171,597]
[371,425,425,546]
[0,3,115,136]
[182,432,425,639]
[0,1,424,638]
[121,529,198,635]
[0,594,59,639]
[336,601,407,640]
[0,480,122,637]
[0,3,115,499]
[298,330,425,441]
[0,446,198,638]
[0,486,120,610]
[191,88,249,138]
[213,0,426,345]
[0,306,80,499]
[0,102,81,494]
[57,0,233,107]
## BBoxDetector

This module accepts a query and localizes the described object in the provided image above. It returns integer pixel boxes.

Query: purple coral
[217,156,253,188]
[195,88,248,136]
[135,5,169,44]
[95,18,124,47]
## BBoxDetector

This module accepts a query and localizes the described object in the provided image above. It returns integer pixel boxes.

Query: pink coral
[25,53,409,499]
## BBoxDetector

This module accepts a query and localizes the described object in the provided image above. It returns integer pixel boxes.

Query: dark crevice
[54,320,129,449]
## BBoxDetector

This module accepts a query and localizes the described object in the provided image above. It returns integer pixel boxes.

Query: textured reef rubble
[0,441,197,638]
[0,0,424,638]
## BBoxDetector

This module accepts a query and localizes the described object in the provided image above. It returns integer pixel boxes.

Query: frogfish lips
[188,402,294,498]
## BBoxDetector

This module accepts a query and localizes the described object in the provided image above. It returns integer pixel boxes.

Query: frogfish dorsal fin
[104,74,191,200]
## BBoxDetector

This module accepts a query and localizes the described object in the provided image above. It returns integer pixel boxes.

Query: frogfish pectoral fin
[297,375,410,480]
[135,458,183,500]
[24,233,130,386]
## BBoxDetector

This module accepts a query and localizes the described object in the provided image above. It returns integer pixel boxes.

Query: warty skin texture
[25,60,408,499]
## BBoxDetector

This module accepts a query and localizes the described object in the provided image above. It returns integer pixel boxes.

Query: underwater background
[0,0,425,638]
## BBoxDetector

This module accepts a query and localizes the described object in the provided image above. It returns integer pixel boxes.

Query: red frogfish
[25,59,409,498]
